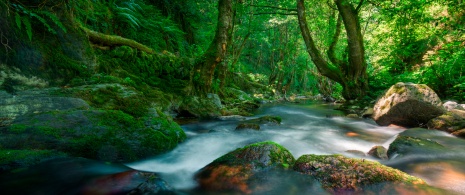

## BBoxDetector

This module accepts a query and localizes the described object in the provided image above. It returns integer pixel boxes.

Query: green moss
[387,135,445,158]
[294,154,425,191]
[0,149,67,173]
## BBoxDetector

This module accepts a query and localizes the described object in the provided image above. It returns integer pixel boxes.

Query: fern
[15,12,21,30]
[9,3,68,41]
[21,16,32,41]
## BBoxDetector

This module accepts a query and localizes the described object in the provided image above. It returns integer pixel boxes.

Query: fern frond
[38,10,67,33]
[118,13,141,29]
[15,12,22,30]
[21,16,32,41]
[29,12,57,34]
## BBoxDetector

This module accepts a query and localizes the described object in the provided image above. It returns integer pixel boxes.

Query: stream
[128,102,465,194]
[2,102,465,194]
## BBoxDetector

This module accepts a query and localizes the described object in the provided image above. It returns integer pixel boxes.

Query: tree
[190,0,233,95]
[296,0,368,100]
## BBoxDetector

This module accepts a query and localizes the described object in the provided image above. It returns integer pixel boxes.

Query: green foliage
[9,3,67,41]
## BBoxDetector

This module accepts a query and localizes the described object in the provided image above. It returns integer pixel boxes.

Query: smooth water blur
[128,103,410,191]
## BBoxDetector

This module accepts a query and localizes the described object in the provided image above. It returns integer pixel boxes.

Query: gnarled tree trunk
[191,0,233,95]
[296,0,368,100]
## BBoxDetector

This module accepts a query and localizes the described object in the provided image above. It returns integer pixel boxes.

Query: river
[128,102,465,194]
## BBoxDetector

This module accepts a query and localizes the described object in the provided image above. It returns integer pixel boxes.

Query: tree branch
[327,14,345,67]
[355,0,365,13]
[81,26,155,54]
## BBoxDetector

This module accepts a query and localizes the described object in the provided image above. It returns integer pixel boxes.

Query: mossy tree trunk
[191,0,233,95]
[296,0,368,100]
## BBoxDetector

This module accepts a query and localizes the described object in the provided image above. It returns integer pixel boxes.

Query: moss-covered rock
[1,109,186,163]
[177,94,223,118]
[195,141,295,193]
[373,82,444,127]
[452,129,465,138]
[427,109,465,134]
[387,134,445,159]
[0,149,68,173]
[293,154,425,192]
[235,123,260,130]
[367,146,388,160]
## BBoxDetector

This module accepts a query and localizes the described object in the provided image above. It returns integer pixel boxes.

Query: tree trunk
[191,0,233,95]
[296,0,368,100]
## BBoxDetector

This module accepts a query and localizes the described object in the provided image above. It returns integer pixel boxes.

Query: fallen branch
[81,26,155,54]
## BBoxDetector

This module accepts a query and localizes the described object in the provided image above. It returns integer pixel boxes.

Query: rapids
[127,102,465,194]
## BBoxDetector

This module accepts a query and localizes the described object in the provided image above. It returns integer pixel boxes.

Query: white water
[127,103,407,190]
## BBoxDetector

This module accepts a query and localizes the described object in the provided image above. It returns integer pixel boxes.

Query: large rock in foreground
[293,154,425,192]
[1,110,186,163]
[373,82,444,127]
[194,141,295,194]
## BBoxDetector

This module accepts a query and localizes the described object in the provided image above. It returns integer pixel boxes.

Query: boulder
[373,82,444,127]
[0,89,90,127]
[367,146,388,160]
[293,154,425,192]
[387,133,445,159]
[178,94,223,118]
[443,101,459,111]
[361,108,374,118]
[452,129,465,138]
[1,110,186,163]
[195,141,295,194]
[427,109,465,133]
[235,123,260,130]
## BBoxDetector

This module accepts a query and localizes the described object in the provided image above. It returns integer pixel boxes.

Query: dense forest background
[1,0,464,102]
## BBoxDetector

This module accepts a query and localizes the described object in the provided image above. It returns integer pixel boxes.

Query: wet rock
[235,123,260,130]
[427,109,465,134]
[373,82,444,127]
[451,129,465,138]
[0,150,68,174]
[83,170,174,195]
[0,157,174,195]
[178,94,223,118]
[367,146,388,160]
[195,141,295,194]
[387,130,445,159]
[361,108,374,118]
[1,110,186,163]
[293,154,425,192]
[0,89,90,127]
[247,115,282,125]
[346,114,359,118]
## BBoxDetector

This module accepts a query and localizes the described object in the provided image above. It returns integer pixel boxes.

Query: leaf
[21,16,32,41]
[15,13,22,30]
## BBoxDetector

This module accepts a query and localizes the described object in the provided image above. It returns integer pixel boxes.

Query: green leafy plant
[10,3,67,41]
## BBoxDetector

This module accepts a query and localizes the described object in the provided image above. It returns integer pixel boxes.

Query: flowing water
[127,102,465,194]
[2,102,465,194]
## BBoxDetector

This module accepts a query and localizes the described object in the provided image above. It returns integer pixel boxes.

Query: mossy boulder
[194,141,295,193]
[387,134,445,159]
[367,146,388,160]
[293,154,425,192]
[178,94,223,118]
[1,110,186,163]
[427,109,465,134]
[373,82,444,127]
[249,115,282,125]
[235,123,261,130]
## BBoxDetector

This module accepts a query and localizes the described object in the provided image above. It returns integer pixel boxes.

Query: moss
[387,135,445,158]
[293,154,425,191]
[235,123,260,130]
[0,149,68,173]
[3,109,185,162]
